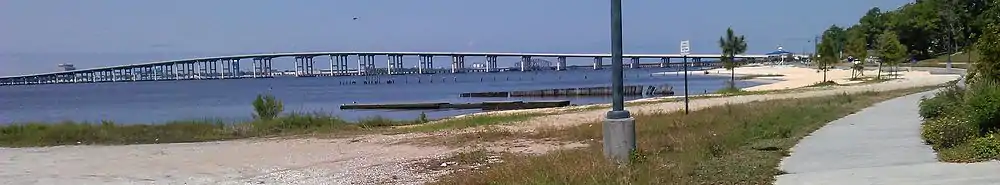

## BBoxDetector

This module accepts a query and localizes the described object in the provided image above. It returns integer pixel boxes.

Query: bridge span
[0,51,783,86]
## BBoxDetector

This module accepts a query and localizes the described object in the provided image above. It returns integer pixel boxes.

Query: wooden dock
[460,85,673,97]
[340,100,571,111]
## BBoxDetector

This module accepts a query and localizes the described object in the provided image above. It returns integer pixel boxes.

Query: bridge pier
[418,55,434,74]
[660,57,669,68]
[520,56,531,72]
[357,55,376,75]
[233,59,241,78]
[263,58,273,77]
[328,55,348,76]
[253,58,263,78]
[451,55,465,73]
[222,59,231,79]
[593,57,603,70]
[337,55,349,76]
[295,57,312,77]
[388,55,403,75]
[185,62,194,80]
[556,57,567,71]
[630,57,640,69]
[485,55,498,73]
[199,61,209,79]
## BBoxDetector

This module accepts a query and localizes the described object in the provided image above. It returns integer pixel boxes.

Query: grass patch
[714,86,744,95]
[430,85,938,185]
[402,113,549,133]
[916,50,980,65]
[0,113,413,147]
[806,81,839,87]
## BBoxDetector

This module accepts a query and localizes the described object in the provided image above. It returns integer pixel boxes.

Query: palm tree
[718,27,748,89]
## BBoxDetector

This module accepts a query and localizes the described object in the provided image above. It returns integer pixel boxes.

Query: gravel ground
[0,71,959,185]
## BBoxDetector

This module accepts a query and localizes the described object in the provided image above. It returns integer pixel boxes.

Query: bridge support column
[329,55,340,76]
[388,55,403,75]
[451,55,464,73]
[263,58,272,77]
[630,57,640,69]
[186,62,194,79]
[222,59,230,79]
[211,60,219,79]
[253,58,261,78]
[338,55,348,75]
[660,57,669,68]
[418,55,433,74]
[307,57,315,76]
[594,57,604,70]
[200,61,208,79]
[485,55,498,72]
[357,55,375,75]
[233,59,241,78]
[520,56,531,72]
[556,57,567,71]
[295,57,304,77]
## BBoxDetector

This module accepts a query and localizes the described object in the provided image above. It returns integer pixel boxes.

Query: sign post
[680,40,690,114]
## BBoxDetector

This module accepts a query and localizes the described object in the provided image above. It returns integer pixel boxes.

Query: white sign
[680,40,691,56]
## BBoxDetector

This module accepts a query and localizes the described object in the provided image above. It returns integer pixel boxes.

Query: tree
[971,23,1000,83]
[718,27,748,89]
[845,27,869,79]
[877,31,908,79]
[824,25,848,59]
[817,32,839,82]
[252,94,284,121]
[859,7,885,49]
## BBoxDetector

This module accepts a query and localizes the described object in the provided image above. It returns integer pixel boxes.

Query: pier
[0,51,787,86]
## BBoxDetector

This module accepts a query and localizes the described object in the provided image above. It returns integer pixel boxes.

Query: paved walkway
[776,90,1000,185]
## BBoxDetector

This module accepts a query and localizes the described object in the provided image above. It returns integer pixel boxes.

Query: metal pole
[610,0,625,113]
[603,0,635,165]
[684,56,689,114]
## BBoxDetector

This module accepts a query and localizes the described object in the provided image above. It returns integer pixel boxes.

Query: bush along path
[776,89,1000,185]
[918,80,1000,162]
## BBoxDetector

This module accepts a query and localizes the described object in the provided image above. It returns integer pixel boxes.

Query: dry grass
[428,86,938,185]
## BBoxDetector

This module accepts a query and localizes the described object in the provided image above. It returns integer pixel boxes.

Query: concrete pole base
[603,117,636,165]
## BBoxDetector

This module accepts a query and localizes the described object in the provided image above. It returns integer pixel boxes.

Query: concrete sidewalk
[775,90,1000,185]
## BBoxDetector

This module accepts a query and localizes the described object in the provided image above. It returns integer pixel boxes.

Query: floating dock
[460,85,673,97]
[340,100,571,111]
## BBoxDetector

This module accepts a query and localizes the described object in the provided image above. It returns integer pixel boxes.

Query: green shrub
[922,116,977,149]
[418,112,429,123]
[252,94,284,121]
[968,134,1000,160]
[964,80,1000,133]
[918,85,965,119]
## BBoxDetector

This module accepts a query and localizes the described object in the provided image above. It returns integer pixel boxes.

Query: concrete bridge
[0,51,781,86]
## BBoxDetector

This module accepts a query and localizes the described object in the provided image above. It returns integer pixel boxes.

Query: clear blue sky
[0,0,911,76]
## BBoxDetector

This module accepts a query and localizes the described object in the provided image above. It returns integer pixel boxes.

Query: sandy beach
[656,65,935,91]
[0,66,961,185]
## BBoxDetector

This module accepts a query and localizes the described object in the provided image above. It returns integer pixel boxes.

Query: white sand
[0,67,960,185]
[655,65,934,91]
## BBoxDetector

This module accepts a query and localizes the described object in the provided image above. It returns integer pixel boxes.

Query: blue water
[0,68,762,124]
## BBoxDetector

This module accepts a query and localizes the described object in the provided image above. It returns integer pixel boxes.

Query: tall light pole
[603,0,635,165]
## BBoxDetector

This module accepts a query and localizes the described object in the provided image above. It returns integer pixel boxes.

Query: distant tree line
[823,0,999,61]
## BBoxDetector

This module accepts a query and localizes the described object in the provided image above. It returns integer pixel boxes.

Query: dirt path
[0,73,959,185]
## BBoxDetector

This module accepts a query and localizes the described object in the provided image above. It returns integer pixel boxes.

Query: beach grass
[0,112,409,147]
[428,85,939,185]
